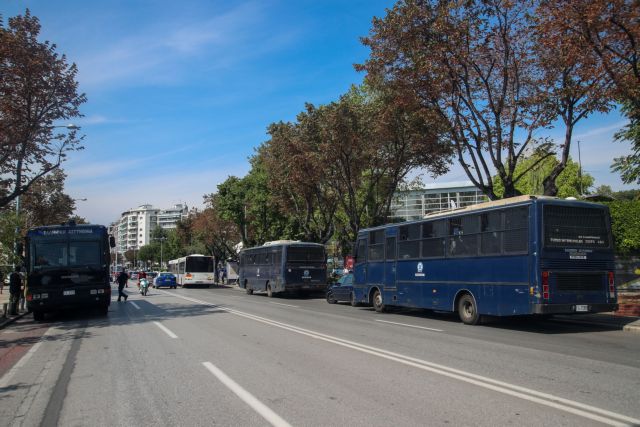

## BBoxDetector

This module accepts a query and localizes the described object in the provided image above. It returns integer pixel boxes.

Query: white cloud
[74,2,275,89]
[69,164,247,225]
[574,120,628,140]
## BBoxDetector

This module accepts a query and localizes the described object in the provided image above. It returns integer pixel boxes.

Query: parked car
[326,273,357,305]
[153,272,177,289]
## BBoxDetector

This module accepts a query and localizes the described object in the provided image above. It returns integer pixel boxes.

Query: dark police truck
[25,222,115,321]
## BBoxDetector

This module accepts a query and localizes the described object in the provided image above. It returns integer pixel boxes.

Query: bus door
[385,236,397,293]
[353,237,368,302]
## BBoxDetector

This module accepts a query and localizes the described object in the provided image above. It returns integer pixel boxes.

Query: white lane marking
[129,301,141,310]
[0,327,53,388]
[375,319,443,332]
[202,362,292,427]
[268,302,298,308]
[162,291,639,427]
[153,321,178,339]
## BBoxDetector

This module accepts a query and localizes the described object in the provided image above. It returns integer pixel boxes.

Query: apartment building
[112,203,188,253]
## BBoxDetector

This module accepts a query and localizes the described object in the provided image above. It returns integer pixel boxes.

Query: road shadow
[351,306,627,334]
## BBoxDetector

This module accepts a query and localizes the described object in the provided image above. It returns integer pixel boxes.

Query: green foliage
[0,211,24,266]
[612,189,640,201]
[493,154,593,198]
[214,157,298,247]
[611,101,640,184]
[603,200,640,255]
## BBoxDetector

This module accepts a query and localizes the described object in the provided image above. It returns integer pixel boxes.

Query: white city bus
[167,254,215,288]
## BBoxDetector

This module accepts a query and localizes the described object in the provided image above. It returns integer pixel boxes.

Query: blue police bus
[351,195,618,325]
[25,222,115,321]
[239,241,327,297]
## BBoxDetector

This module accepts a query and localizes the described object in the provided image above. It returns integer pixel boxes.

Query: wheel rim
[462,300,473,319]
[374,292,382,308]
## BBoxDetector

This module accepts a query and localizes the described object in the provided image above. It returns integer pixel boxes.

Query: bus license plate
[63,290,75,296]
[576,305,588,312]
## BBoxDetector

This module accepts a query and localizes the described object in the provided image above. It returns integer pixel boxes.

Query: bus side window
[355,239,367,264]
[385,236,396,260]
[368,230,384,261]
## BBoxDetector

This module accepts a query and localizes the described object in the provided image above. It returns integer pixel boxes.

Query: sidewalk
[551,312,640,333]
[0,290,29,329]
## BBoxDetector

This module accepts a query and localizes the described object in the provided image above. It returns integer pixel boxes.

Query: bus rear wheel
[372,289,385,313]
[457,294,480,325]
[33,310,45,321]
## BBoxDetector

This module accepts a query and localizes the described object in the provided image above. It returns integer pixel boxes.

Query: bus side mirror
[109,236,116,248]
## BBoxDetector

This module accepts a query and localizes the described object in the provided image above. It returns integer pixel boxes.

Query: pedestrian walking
[116,270,129,302]
[9,266,22,315]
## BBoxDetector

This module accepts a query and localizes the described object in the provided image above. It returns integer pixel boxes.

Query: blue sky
[3,1,636,225]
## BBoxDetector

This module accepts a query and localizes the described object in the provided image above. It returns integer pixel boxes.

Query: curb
[0,311,29,330]
[552,316,640,333]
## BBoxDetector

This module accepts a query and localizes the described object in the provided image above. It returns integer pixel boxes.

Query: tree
[213,158,297,247]
[19,168,77,229]
[0,11,86,208]
[192,198,242,262]
[537,1,640,184]
[261,108,340,244]
[0,210,24,267]
[493,154,594,198]
[593,185,615,199]
[321,85,450,240]
[604,200,640,255]
[612,102,640,184]
[358,0,612,200]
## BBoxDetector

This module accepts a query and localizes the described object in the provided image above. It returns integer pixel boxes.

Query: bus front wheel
[372,289,385,313]
[457,294,480,325]
[350,292,359,307]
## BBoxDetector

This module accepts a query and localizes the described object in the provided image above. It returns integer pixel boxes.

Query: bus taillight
[608,271,615,298]
[542,271,550,300]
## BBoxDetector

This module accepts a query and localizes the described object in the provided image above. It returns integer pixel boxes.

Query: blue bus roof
[241,241,324,252]
[27,224,107,237]
[359,195,608,234]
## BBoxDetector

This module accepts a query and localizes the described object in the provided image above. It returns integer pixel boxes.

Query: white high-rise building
[112,203,188,253]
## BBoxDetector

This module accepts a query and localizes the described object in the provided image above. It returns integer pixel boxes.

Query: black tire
[246,287,253,295]
[350,292,358,307]
[326,292,337,304]
[100,305,109,316]
[372,289,385,313]
[457,293,480,325]
[33,310,45,321]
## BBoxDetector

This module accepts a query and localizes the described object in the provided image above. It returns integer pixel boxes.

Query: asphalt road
[1,282,639,427]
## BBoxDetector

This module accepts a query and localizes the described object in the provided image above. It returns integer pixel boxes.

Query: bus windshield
[286,246,325,263]
[33,240,102,270]
[186,256,214,272]
[543,205,610,249]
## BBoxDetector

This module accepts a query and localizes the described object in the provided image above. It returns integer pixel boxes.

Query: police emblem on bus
[415,262,425,277]
[303,270,310,277]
